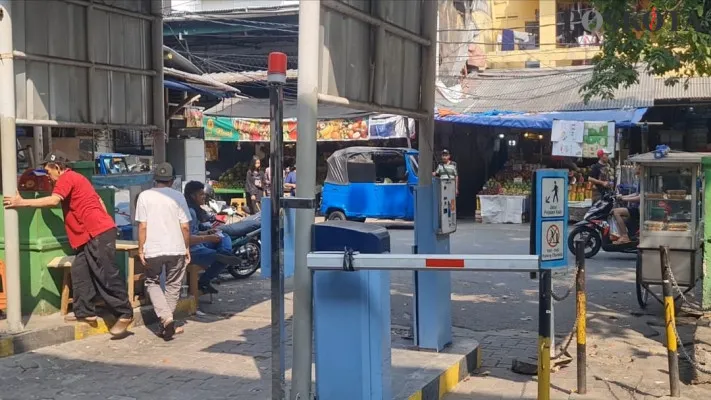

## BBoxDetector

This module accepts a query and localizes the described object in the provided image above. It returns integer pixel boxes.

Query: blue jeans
[190,235,233,285]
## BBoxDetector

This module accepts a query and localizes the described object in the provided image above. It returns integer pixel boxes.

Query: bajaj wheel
[567,225,601,258]
[326,210,346,221]
[227,240,261,279]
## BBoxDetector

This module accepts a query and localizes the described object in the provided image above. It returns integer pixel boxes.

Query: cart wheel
[635,252,650,309]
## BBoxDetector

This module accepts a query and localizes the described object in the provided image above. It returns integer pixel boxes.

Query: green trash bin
[69,161,95,180]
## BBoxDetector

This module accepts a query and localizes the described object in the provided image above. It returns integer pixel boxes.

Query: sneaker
[109,316,134,337]
[198,282,219,294]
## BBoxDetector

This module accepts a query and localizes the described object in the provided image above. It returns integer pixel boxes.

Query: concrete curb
[0,297,196,359]
[407,344,482,400]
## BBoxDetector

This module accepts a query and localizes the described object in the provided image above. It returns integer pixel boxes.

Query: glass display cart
[628,151,710,308]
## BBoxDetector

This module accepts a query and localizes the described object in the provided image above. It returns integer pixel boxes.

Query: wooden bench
[47,255,144,316]
[186,264,213,305]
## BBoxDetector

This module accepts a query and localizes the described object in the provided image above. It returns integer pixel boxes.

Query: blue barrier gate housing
[261,197,296,279]
[413,183,452,351]
[312,221,392,400]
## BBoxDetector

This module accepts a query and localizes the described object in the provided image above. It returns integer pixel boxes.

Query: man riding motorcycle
[612,166,640,244]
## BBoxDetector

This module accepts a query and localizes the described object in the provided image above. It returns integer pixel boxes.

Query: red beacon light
[267,52,288,84]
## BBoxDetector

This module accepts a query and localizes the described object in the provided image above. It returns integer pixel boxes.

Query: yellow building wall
[486,0,599,69]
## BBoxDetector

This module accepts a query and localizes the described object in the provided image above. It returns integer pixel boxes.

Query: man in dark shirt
[588,149,613,201]
[4,152,133,336]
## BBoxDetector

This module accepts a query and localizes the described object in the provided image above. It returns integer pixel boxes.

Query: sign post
[530,169,569,400]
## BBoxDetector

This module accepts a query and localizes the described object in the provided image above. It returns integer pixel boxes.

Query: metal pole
[660,245,681,397]
[292,1,320,399]
[269,76,286,400]
[538,269,552,400]
[575,239,587,394]
[418,0,437,186]
[151,0,166,163]
[0,0,23,332]
[701,157,711,310]
[33,126,44,165]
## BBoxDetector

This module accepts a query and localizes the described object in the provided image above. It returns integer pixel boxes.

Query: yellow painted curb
[438,362,460,398]
[406,346,481,400]
[176,297,197,315]
[0,337,14,358]
[408,391,423,400]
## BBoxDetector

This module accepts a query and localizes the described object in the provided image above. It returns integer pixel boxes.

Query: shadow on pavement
[0,352,266,400]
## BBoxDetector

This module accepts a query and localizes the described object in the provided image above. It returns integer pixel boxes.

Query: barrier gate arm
[307,252,541,272]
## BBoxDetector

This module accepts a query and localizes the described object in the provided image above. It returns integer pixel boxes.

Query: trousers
[72,228,133,319]
[144,255,187,322]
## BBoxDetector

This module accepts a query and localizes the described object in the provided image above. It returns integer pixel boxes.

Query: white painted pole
[151,0,166,163]
[419,0,438,184]
[0,0,23,332]
[291,1,321,399]
[33,126,43,164]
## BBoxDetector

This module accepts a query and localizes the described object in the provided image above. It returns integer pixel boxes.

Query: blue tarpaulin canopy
[435,108,648,130]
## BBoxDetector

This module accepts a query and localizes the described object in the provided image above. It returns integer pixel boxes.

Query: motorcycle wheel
[227,240,261,279]
[567,225,601,258]
[635,251,650,309]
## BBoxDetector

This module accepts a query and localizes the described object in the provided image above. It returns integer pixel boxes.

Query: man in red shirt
[4,151,133,336]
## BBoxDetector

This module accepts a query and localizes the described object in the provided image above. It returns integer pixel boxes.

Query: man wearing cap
[135,163,191,340]
[433,149,459,196]
[588,149,613,202]
[3,151,134,336]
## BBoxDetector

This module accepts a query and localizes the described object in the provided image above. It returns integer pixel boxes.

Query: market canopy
[202,98,414,142]
[204,98,371,120]
[435,108,649,130]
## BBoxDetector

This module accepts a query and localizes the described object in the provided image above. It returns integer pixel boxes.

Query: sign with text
[541,221,564,261]
[540,177,565,218]
[531,169,569,269]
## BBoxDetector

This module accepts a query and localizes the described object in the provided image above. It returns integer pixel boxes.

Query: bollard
[660,246,681,397]
[575,239,587,395]
[538,268,552,400]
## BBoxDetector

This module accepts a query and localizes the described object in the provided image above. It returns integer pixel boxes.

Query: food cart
[630,151,710,308]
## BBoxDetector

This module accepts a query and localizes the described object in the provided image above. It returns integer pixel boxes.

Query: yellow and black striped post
[575,239,587,394]
[538,268,552,400]
[660,245,680,398]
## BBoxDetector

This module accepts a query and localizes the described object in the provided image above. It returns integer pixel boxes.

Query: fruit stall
[568,167,595,222]
[201,103,414,198]
[475,162,539,224]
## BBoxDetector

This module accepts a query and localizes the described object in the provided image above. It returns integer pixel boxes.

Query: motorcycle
[201,200,262,280]
[217,213,262,279]
[567,190,639,258]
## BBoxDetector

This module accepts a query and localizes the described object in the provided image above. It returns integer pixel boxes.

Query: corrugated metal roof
[437,66,657,113]
[202,69,299,84]
[654,77,711,101]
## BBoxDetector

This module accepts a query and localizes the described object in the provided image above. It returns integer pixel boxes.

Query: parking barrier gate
[308,251,540,399]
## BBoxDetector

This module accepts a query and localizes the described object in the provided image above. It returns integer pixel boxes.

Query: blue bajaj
[320,147,419,221]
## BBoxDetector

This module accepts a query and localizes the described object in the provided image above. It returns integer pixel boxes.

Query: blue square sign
[532,169,569,269]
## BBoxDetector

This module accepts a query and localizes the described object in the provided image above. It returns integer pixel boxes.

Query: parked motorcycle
[202,203,262,279]
[218,213,262,279]
[567,191,639,258]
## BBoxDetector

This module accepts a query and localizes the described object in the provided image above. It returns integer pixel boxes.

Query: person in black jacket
[245,158,265,214]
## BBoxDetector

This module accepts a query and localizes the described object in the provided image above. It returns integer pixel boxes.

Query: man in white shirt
[135,163,191,340]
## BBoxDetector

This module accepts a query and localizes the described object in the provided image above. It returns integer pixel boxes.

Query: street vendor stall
[202,98,414,197]
[476,160,536,224]
[630,151,710,308]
